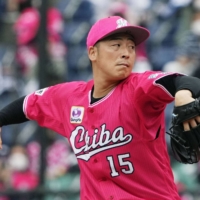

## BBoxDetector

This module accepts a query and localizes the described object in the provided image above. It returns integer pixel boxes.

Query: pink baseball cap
[87,16,150,49]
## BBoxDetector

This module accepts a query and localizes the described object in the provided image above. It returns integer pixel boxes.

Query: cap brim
[99,26,150,46]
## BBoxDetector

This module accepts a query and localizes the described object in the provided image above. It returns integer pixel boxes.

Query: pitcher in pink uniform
[1,16,200,200]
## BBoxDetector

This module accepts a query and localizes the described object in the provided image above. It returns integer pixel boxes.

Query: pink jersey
[23,71,181,200]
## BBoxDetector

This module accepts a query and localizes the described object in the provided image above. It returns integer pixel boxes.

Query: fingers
[183,121,190,131]
[183,116,200,131]
[195,116,200,123]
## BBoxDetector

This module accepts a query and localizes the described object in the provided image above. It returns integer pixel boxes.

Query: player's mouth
[117,63,129,68]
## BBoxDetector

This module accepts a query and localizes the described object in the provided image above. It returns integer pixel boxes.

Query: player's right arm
[0,81,83,146]
[0,96,29,126]
[0,96,29,148]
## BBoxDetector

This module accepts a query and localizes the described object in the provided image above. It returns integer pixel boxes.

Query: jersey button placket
[88,107,96,130]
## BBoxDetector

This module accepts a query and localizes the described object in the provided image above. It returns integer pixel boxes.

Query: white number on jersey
[107,153,134,177]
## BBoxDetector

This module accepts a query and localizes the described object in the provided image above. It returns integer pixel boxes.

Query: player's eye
[112,44,120,47]
[111,43,121,50]
[129,45,135,50]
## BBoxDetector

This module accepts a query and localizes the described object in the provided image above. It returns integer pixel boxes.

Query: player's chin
[114,73,130,81]
[117,70,131,80]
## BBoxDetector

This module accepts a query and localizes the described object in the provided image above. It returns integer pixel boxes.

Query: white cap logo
[116,18,128,28]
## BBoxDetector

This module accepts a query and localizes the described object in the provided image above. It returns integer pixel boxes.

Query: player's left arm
[156,75,200,99]
[157,75,200,130]
[160,75,200,164]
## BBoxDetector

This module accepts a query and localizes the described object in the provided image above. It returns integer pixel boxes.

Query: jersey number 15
[107,153,134,177]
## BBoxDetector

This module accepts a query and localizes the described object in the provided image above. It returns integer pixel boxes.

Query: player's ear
[88,46,98,62]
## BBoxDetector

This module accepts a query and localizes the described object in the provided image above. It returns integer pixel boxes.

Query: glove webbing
[166,127,188,149]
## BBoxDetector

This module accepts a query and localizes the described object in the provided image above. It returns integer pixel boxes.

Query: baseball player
[1,16,200,200]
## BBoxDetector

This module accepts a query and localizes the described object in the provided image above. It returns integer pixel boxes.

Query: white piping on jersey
[23,94,31,120]
[153,72,185,99]
[88,87,116,107]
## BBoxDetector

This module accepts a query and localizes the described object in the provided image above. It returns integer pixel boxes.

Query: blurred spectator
[57,0,94,81]
[13,4,67,94]
[172,162,199,199]
[163,52,199,76]
[146,0,193,71]
[13,7,40,46]
[13,6,40,93]
[1,145,39,200]
[6,145,39,191]
[46,7,67,84]
[108,1,129,20]
[163,8,200,76]
[26,130,77,179]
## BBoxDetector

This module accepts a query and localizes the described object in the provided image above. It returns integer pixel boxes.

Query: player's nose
[121,51,130,59]
[121,46,130,59]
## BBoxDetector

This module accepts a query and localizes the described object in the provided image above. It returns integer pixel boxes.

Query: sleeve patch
[35,87,48,96]
[148,72,168,79]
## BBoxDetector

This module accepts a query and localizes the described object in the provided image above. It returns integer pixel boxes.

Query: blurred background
[0,0,200,199]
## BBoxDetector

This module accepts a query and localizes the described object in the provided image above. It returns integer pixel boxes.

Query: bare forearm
[175,90,193,107]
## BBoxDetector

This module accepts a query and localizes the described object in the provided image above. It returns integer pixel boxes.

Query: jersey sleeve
[134,71,184,104]
[23,83,73,136]
[132,71,184,141]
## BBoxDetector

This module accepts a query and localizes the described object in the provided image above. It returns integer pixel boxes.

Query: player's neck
[92,80,119,98]
[90,86,104,104]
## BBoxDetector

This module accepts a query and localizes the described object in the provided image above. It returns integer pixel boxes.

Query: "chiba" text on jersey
[70,124,133,161]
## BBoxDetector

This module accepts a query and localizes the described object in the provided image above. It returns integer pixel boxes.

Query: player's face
[90,33,136,81]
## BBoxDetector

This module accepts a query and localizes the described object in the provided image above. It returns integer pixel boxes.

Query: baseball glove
[167,99,200,164]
